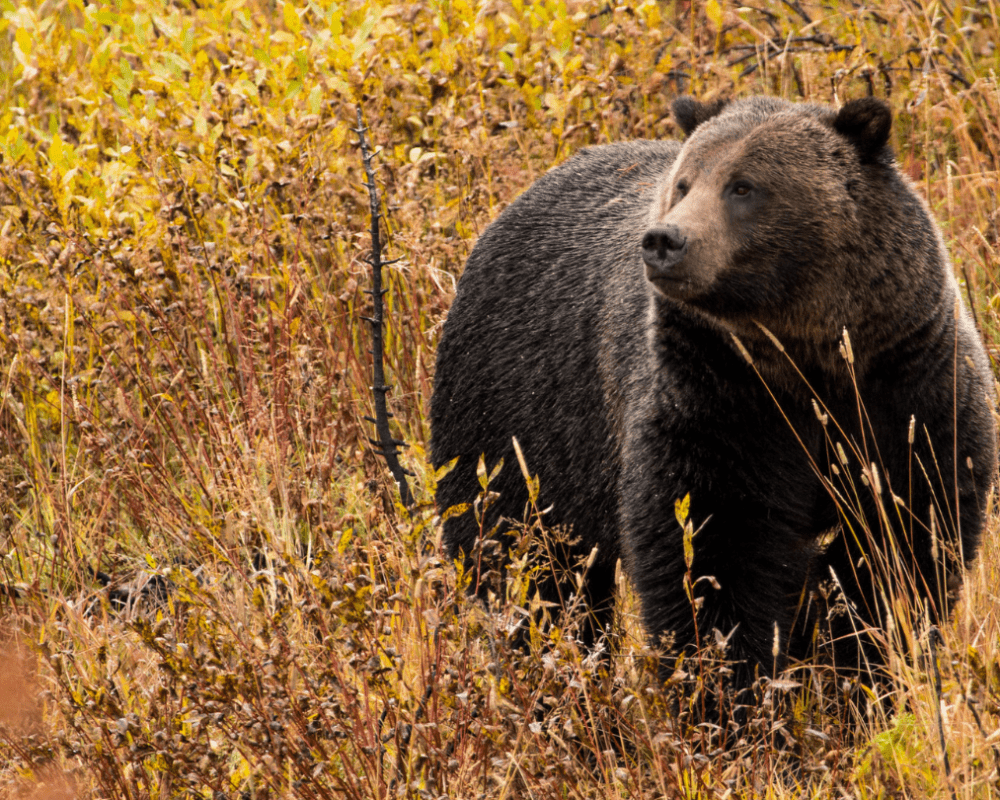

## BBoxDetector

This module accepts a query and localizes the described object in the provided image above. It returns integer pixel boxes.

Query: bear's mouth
[646,271,698,301]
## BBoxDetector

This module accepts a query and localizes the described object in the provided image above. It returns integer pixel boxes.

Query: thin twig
[962,691,1000,779]
[928,627,958,800]
[780,0,813,24]
[353,105,414,509]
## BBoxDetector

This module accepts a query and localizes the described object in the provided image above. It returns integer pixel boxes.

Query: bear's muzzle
[642,225,688,277]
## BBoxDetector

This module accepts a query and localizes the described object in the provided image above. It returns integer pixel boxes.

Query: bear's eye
[675,180,689,199]
[730,181,754,197]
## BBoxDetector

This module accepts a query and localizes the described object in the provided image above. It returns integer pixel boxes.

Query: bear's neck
[653,277,960,405]
[651,293,957,406]
[730,324,853,397]
[724,292,959,403]
[651,298,850,399]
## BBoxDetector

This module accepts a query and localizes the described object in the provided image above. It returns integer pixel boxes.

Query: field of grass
[1,0,1000,796]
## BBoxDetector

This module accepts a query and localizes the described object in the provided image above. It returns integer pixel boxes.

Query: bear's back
[431,139,681,564]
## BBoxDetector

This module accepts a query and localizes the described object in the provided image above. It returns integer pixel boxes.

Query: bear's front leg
[627,501,821,692]
[618,393,829,700]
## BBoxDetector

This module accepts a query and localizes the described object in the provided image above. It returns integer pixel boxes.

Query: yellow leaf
[233,79,258,100]
[220,0,245,18]
[512,437,540,504]
[683,524,695,569]
[563,54,583,75]
[433,457,459,485]
[14,27,33,59]
[488,457,504,485]
[644,2,662,28]
[439,40,456,73]
[49,134,64,168]
[674,493,690,526]
[706,0,723,30]
[308,84,322,115]
[441,502,471,522]
[45,390,62,413]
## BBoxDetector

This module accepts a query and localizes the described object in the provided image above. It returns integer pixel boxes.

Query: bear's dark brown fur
[430,96,997,688]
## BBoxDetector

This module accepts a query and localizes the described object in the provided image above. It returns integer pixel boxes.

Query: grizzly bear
[430,95,997,690]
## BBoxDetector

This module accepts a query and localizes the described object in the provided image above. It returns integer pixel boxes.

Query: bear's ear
[833,98,892,164]
[672,96,730,137]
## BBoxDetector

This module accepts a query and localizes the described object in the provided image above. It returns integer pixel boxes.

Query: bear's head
[643,95,905,350]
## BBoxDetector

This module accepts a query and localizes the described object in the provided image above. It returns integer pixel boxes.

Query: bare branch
[354,105,414,509]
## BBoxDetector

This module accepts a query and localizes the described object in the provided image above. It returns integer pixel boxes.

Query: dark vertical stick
[354,106,414,509]
[929,627,957,800]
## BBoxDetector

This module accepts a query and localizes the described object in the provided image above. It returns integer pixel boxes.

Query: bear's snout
[642,225,688,278]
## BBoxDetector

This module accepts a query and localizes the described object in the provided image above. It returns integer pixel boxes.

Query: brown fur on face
[643,97,946,384]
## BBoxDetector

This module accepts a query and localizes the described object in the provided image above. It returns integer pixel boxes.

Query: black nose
[641,225,687,276]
